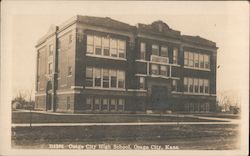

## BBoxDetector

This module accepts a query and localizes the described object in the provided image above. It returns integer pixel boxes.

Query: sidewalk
[12,120,239,127]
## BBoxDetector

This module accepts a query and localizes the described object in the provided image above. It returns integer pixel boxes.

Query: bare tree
[217,90,241,113]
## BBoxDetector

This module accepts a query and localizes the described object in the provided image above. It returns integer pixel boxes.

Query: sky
[1,1,249,100]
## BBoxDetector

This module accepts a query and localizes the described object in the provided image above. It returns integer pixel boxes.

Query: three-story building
[35,15,217,113]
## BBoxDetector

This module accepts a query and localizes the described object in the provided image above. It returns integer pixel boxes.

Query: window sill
[127,89,147,92]
[151,74,170,79]
[183,92,210,96]
[172,91,213,96]
[85,87,126,91]
[184,66,211,71]
[86,54,127,61]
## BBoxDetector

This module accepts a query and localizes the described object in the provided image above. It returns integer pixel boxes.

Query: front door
[151,86,168,110]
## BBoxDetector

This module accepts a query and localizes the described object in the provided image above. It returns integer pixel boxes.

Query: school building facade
[35,15,217,113]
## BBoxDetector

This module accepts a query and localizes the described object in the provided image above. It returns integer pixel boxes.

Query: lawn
[12,124,239,150]
[12,111,225,123]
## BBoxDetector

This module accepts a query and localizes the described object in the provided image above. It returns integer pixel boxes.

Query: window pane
[94,36,101,46]
[140,42,146,60]
[110,70,117,88]
[87,45,94,54]
[110,99,116,110]
[118,40,126,58]
[94,36,102,55]
[117,99,124,111]
[161,46,168,57]
[194,53,199,67]
[94,68,101,87]
[86,97,93,110]
[94,98,101,110]
[151,64,159,75]
[194,78,199,93]
[184,78,188,92]
[199,54,204,68]
[188,52,194,67]
[189,78,194,92]
[204,55,210,69]
[118,40,125,50]
[172,80,177,91]
[102,98,109,110]
[118,70,125,88]
[160,65,168,76]
[199,79,204,93]
[118,49,125,58]
[204,79,209,93]
[102,37,109,47]
[86,67,93,87]
[139,77,145,89]
[87,35,94,45]
[152,45,159,56]
[103,37,110,56]
[103,69,109,88]
[110,39,117,57]
[173,48,178,64]
[184,52,189,66]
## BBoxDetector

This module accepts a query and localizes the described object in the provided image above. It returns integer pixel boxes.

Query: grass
[12,124,239,150]
[12,111,225,123]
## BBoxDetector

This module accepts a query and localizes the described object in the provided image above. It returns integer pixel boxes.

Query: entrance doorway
[151,86,168,110]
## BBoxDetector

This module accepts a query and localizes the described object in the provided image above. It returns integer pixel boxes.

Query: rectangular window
[188,78,194,92]
[86,67,93,87]
[110,39,117,57]
[184,78,188,92]
[86,97,93,110]
[194,53,199,67]
[48,63,53,74]
[199,54,204,68]
[199,79,204,93]
[173,48,178,64]
[110,99,117,111]
[188,52,194,67]
[204,55,210,69]
[110,70,117,88]
[140,42,146,60]
[184,52,189,66]
[204,79,209,93]
[67,97,70,110]
[117,99,125,111]
[102,98,109,110]
[161,46,168,57]
[172,80,178,92]
[118,40,126,58]
[151,64,159,75]
[94,68,101,87]
[94,98,101,110]
[139,77,145,89]
[87,35,94,54]
[49,44,53,56]
[117,70,125,88]
[68,66,72,76]
[152,44,159,56]
[102,37,110,56]
[160,65,168,76]
[194,78,199,93]
[94,36,102,55]
[102,69,109,88]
